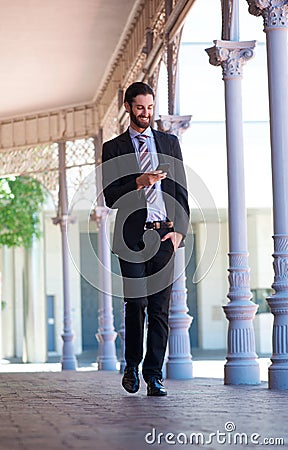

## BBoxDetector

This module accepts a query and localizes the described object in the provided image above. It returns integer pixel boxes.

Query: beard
[130,109,151,130]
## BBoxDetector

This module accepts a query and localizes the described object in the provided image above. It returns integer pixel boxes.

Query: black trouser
[119,228,175,381]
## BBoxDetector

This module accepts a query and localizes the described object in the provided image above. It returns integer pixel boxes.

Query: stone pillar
[23,225,47,363]
[206,39,260,384]
[248,0,288,389]
[53,140,77,370]
[156,114,193,379]
[166,247,193,379]
[92,133,118,370]
[95,206,118,370]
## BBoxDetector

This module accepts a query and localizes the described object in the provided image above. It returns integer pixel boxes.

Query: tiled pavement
[0,358,287,450]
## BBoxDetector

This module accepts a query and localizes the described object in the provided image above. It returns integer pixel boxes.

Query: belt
[145,221,174,230]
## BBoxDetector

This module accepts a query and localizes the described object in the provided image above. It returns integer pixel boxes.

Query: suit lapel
[152,129,171,192]
[118,129,139,173]
[117,128,171,182]
[152,129,166,159]
[118,129,135,153]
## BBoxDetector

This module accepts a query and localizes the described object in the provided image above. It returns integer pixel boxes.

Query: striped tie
[136,134,157,203]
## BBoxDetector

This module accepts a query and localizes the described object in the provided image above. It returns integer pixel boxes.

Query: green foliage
[0,176,47,248]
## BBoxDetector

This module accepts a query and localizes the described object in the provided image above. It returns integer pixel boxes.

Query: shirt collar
[129,126,152,138]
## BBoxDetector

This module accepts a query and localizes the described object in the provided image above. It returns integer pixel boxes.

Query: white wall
[194,212,274,351]
[22,232,47,363]
[179,0,271,211]
[1,247,15,358]
[248,211,274,289]
[196,221,228,349]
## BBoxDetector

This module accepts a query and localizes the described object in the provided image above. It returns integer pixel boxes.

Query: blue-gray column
[92,133,118,370]
[156,114,193,379]
[166,247,193,379]
[248,0,288,389]
[206,39,260,385]
[53,140,77,370]
[95,206,118,370]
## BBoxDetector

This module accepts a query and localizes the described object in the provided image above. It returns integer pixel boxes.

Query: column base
[96,331,118,371]
[224,360,260,385]
[61,356,77,371]
[98,358,118,371]
[166,360,193,379]
[61,333,77,371]
[119,359,126,374]
[269,364,288,390]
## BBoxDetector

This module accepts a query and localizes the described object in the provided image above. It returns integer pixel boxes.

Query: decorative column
[166,247,193,378]
[156,114,193,379]
[92,133,118,370]
[156,115,191,137]
[206,39,260,384]
[247,0,288,389]
[155,2,194,379]
[94,206,118,370]
[53,140,77,370]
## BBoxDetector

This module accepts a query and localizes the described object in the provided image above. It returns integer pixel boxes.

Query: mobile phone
[156,163,170,172]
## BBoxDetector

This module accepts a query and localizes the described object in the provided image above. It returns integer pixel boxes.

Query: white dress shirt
[129,126,167,222]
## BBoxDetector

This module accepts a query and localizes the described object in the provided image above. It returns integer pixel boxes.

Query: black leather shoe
[147,377,167,396]
[122,367,140,393]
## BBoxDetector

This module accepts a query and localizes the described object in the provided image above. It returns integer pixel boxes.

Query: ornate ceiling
[0,0,137,120]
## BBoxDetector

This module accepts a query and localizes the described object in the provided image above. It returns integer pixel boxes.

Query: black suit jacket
[102,128,189,256]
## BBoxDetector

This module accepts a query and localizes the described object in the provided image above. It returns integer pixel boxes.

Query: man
[102,82,189,396]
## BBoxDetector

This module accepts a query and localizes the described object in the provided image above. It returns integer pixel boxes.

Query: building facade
[0,0,287,388]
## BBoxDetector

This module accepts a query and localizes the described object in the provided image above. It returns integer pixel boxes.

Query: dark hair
[124,82,155,106]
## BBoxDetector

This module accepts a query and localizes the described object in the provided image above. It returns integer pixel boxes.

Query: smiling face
[125,94,154,133]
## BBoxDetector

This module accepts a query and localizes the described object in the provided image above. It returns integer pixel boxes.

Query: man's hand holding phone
[156,162,170,173]
[136,162,170,190]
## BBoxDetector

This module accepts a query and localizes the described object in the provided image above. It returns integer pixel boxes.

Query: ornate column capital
[90,205,112,228]
[206,40,256,80]
[156,114,192,140]
[52,214,76,227]
[247,0,288,30]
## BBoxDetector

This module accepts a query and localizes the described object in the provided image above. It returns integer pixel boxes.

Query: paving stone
[0,370,287,449]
